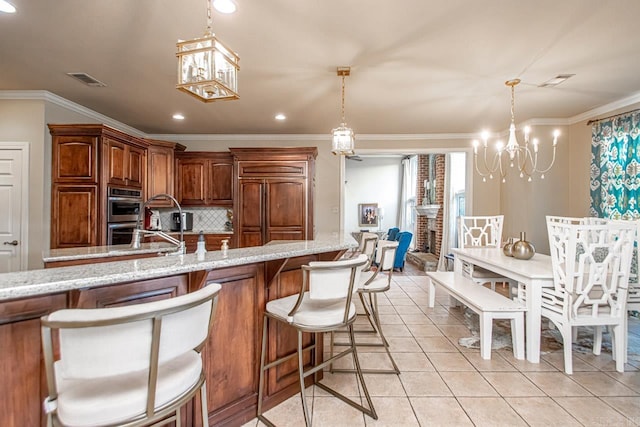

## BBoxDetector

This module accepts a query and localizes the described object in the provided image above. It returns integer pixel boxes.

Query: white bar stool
[41,284,222,427]
[257,254,376,427]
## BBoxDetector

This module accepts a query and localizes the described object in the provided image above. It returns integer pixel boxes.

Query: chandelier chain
[510,84,516,124]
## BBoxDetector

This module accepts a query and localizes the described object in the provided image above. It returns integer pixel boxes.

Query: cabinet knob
[3,240,18,246]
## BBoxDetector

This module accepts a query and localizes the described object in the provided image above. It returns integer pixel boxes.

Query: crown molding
[4,89,640,140]
[0,90,146,137]
[568,91,640,124]
[148,132,475,142]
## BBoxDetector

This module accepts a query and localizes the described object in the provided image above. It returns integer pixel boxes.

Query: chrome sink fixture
[131,194,186,254]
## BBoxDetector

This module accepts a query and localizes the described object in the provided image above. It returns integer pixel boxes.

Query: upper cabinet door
[177,153,233,207]
[53,136,99,183]
[146,145,174,206]
[105,138,127,187]
[177,159,207,205]
[126,145,145,188]
[105,138,145,188]
[208,158,233,206]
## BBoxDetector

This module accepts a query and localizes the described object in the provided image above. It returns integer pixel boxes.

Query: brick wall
[415,154,445,257]
[416,155,429,251]
[434,154,445,258]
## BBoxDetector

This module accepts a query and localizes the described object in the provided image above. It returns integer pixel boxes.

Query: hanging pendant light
[176,0,239,102]
[472,79,560,183]
[331,67,355,155]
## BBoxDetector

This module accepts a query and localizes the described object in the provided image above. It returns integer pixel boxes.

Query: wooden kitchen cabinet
[176,152,233,207]
[50,184,99,248]
[51,135,99,183]
[105,137,145,188]
[231,147,317,248]
[48,124,149,248]
[145,139,186,207]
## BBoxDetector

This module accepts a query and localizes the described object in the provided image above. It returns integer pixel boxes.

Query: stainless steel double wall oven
[106,187,142,245]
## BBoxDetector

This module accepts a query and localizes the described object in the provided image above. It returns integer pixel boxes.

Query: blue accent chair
[394,231,413,271]
[386,227,400,241]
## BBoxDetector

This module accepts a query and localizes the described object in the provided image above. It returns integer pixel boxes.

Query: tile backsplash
[155,207,232,231]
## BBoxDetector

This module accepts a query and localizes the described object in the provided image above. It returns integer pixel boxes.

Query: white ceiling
[2,0,640,136]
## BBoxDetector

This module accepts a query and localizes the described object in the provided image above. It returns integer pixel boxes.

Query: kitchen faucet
[131,194,186,254]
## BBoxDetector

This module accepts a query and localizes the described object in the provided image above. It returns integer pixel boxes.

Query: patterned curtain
[590,111,640,219]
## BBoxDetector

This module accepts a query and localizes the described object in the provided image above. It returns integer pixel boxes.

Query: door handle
[3,240,18,246]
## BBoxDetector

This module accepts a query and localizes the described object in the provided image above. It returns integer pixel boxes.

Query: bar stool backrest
[307,254,368,301]
[43,284,221,380]
[376,240,399,272]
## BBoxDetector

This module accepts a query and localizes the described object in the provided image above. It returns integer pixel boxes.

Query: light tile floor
[244,264,640,427]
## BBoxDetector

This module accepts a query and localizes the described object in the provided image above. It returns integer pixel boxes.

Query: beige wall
[0,100,46,269]
[499,125,571,254]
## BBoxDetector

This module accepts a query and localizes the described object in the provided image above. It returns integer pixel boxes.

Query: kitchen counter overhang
[2,233,356,301]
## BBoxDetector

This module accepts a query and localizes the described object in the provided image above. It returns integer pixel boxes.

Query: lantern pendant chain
[205,0,213,35]
[341,75,346,123]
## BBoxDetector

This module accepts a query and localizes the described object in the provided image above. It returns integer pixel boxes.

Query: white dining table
[451,247,554,363]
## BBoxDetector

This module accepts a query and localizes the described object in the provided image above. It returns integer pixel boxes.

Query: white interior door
[0,144,28,273]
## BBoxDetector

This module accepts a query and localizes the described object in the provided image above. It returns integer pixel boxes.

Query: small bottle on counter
[196,231,207,261]
[221,239,229,258]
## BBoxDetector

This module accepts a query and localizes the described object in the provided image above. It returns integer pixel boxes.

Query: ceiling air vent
[539,74,575,88]
[66,72,107,87]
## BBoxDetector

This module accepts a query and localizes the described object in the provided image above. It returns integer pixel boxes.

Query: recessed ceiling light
[172,113,185,120]
[539,74,575,88]
[213,0,237,14]
[0,1,16,13]
[275,114,286,121]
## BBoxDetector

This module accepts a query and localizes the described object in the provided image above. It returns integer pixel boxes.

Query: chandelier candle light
[176,0,240,102]
[473,79,559,183]
[331,67,355,155]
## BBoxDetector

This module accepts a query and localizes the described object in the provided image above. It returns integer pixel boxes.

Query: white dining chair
[458,215,515,293]
[593,218,640,364]
[40,284,222,427]
[545,216,636,374]
[257,254,377,427]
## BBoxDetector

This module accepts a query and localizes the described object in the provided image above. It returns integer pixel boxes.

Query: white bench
[427,271,526,360]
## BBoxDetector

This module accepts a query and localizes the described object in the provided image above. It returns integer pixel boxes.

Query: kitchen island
[0,233,356,427]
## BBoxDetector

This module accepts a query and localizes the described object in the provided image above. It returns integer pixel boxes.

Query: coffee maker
[170,212,193,231]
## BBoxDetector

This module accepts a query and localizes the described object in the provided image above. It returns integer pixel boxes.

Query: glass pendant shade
[332,124,355,155]
[331,67,355,155]
[176,33,239,102]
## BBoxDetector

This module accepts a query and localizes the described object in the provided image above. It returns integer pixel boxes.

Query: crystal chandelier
[473,79,559,183]
[176,0,239,102]
[331,67,355,155]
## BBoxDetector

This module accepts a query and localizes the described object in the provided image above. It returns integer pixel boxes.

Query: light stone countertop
[42,242,180,263]
[161,230,234,235]
[1,233,357,301]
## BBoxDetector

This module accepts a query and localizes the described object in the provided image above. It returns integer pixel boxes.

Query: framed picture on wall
[358,203,378,227]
